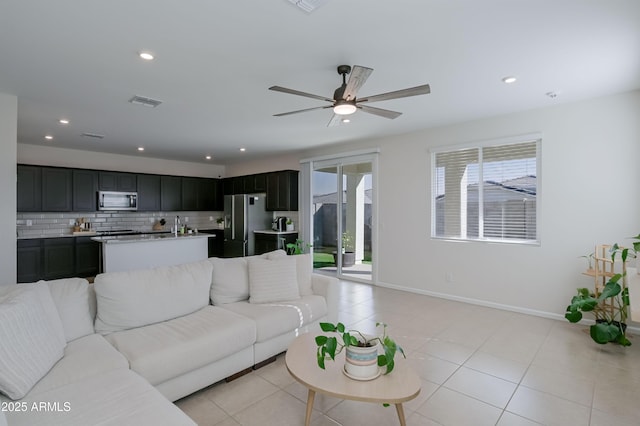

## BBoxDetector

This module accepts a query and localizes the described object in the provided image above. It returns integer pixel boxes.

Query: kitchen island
[91,233,210,273]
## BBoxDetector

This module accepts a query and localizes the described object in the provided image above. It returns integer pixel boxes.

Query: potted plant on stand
[314,322,405,380]
[565,242,635,346]
[332,231,355,267]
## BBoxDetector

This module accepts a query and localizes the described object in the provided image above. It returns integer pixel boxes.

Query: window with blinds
[432,138,539,243]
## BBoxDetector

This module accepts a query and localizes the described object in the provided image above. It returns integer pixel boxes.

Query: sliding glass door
[311,155,375,283]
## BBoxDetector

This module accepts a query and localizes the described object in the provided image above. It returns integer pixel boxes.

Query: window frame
[430,133,542,245]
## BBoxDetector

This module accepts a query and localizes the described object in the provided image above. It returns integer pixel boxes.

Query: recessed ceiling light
[137,147,145,151]
[139,51,154,61]
[502,76,517,84]
[342,118,351,123]
[205,155,212,160]
[58,119,69,125]
[44,135,53,140]
[239,148,246,152]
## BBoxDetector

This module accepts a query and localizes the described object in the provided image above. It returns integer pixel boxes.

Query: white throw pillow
[40,278,94,342]
[94,260,213,333]
[248,256,300,304]
[209,257,249,305]
[0,285,67,400]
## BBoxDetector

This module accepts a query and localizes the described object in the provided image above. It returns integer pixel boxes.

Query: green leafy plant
[566,241,635,346]
[341,230,354,252]
[216,217,224,224]
[314,322,405,374]
[286,238,311,255]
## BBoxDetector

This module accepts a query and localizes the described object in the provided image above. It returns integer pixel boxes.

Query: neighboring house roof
[313,189,373,204]
[436,175,537,201]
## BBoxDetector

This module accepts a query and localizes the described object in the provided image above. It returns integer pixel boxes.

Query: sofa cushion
[105,306,256,386]
[221,295,327,342]
[2,368,195,426]
[28,333,129,396]
[94,260,213,333]
[0,284,67,400]
[39,278,94,342]
[248,255,300,304]
[209,257,249,304]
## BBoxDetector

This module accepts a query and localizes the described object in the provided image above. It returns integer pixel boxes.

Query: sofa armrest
[311,273,339,323]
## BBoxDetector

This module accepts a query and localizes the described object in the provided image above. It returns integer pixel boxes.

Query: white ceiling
[1,0,639,165]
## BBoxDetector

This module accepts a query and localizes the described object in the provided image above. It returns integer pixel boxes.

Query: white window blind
[432,139,539,243]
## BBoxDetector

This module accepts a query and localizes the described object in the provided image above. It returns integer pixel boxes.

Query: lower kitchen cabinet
[17,237,101,283]
[254,232,298,255]
[17,239,42,283]
[198,229,224,257]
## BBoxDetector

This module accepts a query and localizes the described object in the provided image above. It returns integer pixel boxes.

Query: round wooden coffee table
[285,333,421,426]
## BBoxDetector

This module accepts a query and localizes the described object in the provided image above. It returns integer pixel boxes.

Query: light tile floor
[175,280,640,426]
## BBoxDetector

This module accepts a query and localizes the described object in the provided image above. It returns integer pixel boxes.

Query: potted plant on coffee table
[314,322,405,380]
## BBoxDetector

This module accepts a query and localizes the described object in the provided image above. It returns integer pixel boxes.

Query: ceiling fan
[269,65,431,127]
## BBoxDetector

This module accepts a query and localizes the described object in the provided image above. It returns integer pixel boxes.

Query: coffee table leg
[395,403,407,426]
[305,389,316,426]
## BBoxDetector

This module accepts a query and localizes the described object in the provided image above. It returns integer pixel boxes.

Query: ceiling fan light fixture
[333,101,356,115]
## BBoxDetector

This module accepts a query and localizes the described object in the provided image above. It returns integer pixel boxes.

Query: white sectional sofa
[0,250,336,426]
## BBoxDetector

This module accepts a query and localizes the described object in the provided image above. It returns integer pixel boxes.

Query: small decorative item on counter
[286,218,294,231]
[216,217,224,229]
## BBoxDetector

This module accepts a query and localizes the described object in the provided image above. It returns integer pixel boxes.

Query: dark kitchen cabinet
[161,175,182,211]
[243,173,266,193]
[223,178,234,195]
[43,238,75,280]
[75,237,99,278]
[17,165,42,212]
[99,171,137,191]
[181,177,199,211]
[17,239,42,283]
[72,169,98,211]
[254,232,298,255]
[200,229,224,257]
[42,167,73,212]
[198,178,221,211]
[266,170,298,211]
[137,174,161,211]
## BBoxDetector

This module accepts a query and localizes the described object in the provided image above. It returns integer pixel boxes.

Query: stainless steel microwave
[97,191,138,211]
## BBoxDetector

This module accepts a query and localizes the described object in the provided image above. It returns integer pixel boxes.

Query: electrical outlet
[69,219,75,226]
[26,220,33,226]
[445,272,454,283]
[184,217,189,222]
[209,216,213,221]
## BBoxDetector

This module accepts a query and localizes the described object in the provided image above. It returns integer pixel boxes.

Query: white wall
[258,91,640,318]
[18,144,226,178]
[0,93,17,285]
[225,152,300,177]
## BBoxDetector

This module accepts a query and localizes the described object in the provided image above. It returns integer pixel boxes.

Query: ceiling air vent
[128,95,162,108]
[288,0,328,13]
[81,132,105,139]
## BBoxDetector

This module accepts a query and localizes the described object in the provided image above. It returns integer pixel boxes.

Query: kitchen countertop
[17,230,172,240]
[253,230,298,235]
[91,233,211,244]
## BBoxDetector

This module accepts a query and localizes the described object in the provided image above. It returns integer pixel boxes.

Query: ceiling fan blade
[343,65,373,101]
[358,84,431,104]
[273,105,332,117]
[327,114,344,127]
[358,104,402,119]
[269,86,333,103]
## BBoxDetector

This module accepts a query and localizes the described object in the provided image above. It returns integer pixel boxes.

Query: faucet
[174,216,180,236]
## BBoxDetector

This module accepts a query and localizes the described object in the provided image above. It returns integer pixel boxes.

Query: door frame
[300,150,379,284]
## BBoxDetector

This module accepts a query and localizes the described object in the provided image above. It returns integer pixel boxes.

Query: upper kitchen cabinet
[161,175,182,211]
[42,167,73,212]
[244,173,267,194]
[183,177,221,211]
[266,170,298,211]
[72,169,98,211]
[17,165,42,212]
[137,174,161,211]
[99,171,137,191]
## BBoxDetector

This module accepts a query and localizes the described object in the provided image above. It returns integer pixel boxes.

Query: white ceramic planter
[344,342,380,380]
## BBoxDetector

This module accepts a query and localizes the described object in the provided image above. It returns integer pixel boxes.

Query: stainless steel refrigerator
[223,193,272,257]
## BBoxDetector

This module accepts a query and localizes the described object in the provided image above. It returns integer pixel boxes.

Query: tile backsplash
[16,211,224,238]
[16,210,299,238]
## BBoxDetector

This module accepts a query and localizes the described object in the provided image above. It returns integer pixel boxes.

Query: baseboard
[375,280,640,334]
